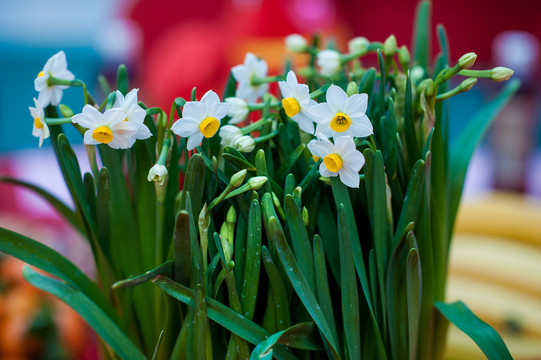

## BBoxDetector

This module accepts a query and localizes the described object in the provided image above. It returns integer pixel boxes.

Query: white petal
[314,122,333,138]
[182,101,205,121]
[113,90,125,108]
[50,51,68,74]
[333,136,356,155]
[200,90,221,113]
[171,118,199,137]
[342,150,365,172]
[83,130,100,145]
[134,123,152,140]
[231,65,248,82]
[103,108,126,127]
[187,132,204,150]
[34,76,48,92]
[278,79,293,98]
[294,112,315,134]
[310,103,334,123]
[50,87,64,106]
[55,69,75,81]
[326,85,347,112]
[307,138,335,158]
[349,114,374,138]
[124,88,139,108]
[339,167,360,188]
[125,104,146,124]
[110,122,138,149]
[344,93,368,115]
[38,88,53,107]
[212,103,230,120]
[319,162,336,177]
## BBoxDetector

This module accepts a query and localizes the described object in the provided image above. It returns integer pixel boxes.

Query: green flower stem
[254,131,279,145]
[154,138,171,267]
[44,117,72,125]
[457,69,493,79]
[435,78,477,101]
[434,64,461,85]
[250,75,285,86]
[47,76,95,106]
[340,43,383,64]
[241,118,268,134]
[309,84,330,99]
[84,144,99,179]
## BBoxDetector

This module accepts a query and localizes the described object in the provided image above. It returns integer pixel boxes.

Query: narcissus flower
[29,98,49,148]
[72,105,138,149]
[171,90,229,150]
[307,135,365,188]
[231,53,268,103]
[113,89,152,140]
[147,164,168,186]
[225,97,249,124]
[316,50,341,76]
[311,85,372,139]
[34,51,75,106]
[278,70,317,134]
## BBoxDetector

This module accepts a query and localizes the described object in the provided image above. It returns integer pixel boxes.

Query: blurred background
[0,0,540,358]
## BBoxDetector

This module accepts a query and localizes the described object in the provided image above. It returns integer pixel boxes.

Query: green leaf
[96,168,111,259]
[337,204,361,360]
[275,144,306,182]
[241,199,262,320]
[173,211,192,285]
[112,261,174,289]
[406,249,422,360]
[435,301,513,360]
[250,322,323,360]
[404,72,420,169]
[261,246,291,332]
[412,0,431,68]
[23,266,145,360]
[0,176,83,232]
[153,276,298,360]
[448,79,520,229]
[117,64,129,95]
[0,227,118,324]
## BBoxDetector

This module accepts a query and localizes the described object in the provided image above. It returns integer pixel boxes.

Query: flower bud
[410,66,425,83]
[237,135,255,153]
[225,97,249,124]
[383,35,397,57]
[248,176,268,190]
[398,45,410,69]
[302,206,309,227]
[459,77,477,92]
[346,81,358,96]
[219,125,243,146]
[348,36,369,54]
[458,52,477,69]
[226,205,237,224]
[230,169,247,188]
[147,164,168,186]
[59,104,74,118]
[316,50,341,76]
[285,34,308,52]
[491,66,514,81]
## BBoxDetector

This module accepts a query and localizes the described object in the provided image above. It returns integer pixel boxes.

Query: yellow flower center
[38,71,45,78]
[312,155,320,163]
[282,97,300,117]
[92,126,113,144]
[34,117,44,129]
[199,117,220,138]
[123,117,128,122]
[323,153,343,173]
[330,112,351,132]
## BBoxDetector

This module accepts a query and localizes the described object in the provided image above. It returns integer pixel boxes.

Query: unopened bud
[226,206,237,223]
[346,81,358,96]
[458,52,477,69]
[59,104,74,118]
[237,136,255,153]
[348,36,369,54]
[302,207,309,227]
[230,169,247,188]
[285,34,308,52]
[459,77,477,92]
[491,66,514,81]
[383,35,397,57]
[248,176,268,190]
[398,45,410,69]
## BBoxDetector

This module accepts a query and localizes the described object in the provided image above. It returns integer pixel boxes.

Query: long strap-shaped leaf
[435,301,513,360]
[0,227,118,324]
[250,323,321,360]
[23,266,146,360]
[153,276,322,360]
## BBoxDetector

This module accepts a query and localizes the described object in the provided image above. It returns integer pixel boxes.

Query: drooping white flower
[348,37,369,54]
[231,53,268,103]
[311,84,372,139]
[236,136,255,153]
[29,98,49,148]
[171,90,230,150]
[147,164,168,186]
[72,105,138,149]
[285,34,308,52]
[225,97,249,124]
[316,50,341,76]
[34,51,75,107]
[219,125,243,146]
[113,89,152,140]
[307,135,365,188]
[278,70,317,134]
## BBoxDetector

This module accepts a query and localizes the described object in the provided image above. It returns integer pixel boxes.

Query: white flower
[29,98,49,148]
[231,53,268,103]
[348,37,369,54]
[225,97,249,124]
[219,125,243,146]
[285,34,307,52]
[307,135,365,188]
[311,84,372,139]
[171,90,230,150]
[72,105,138,149]
[113,89,152,140]
[237,136,255,153]
[278,70,317,134]
[316,50,341,76]
[147,164,168,186]
[34,51,75,106]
